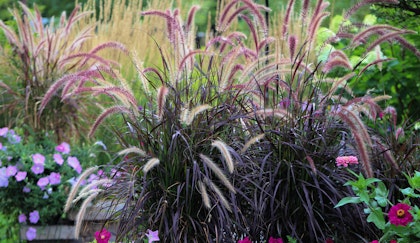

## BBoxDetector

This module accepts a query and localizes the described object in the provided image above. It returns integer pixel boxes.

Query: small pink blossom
[370,240,379,243]
[268,237,284,243]
[95,228,112,243]
[388,203,413,226]
[53,153,64,165]
[335,156,358,167]
[32,153,45,165]
[55,142,70,154]
[68,156,82,174]
[145,229,159,242]
[238,237,252,243]
[15,171,27,181]
[0,127,8,137]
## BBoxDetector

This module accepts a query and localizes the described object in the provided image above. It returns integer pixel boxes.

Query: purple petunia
[48,172,61,185]
[6,165,17,177]
[15,171,27,181]
[31,163,44,175]
[29,210,40,224]
[68,156,82,174]
[53,153,64,165]
[55,142,70,154]
[0,167,9,187]
[23,186,31,193]
[32,153,45,165]
[37,177,49,189]
[18,213,27,223]
[26,227,37,241]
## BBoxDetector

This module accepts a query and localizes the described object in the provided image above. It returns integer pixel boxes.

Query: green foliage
[336,170,420,242]
[0,211,19,243]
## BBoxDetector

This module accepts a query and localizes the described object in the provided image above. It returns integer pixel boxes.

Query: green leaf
[335,197,361,208]
[400,187,420,198]
[367,207,385,230]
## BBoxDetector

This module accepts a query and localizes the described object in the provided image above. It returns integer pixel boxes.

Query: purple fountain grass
[344,0,399,20]
[282,0,295,38]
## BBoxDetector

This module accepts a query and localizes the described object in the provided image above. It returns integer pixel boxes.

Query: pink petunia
[6,165,17,177]
[0,127,8,137]
[145,229,159,243]
[15,171,27,181]
[48,172,61,185]
[32,153,45,165]
[55,142,70,154]
[53,153,64,165]
[37,177,49,189]
[67,156,82,174]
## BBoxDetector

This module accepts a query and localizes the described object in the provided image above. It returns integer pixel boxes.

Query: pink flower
[325,239,334,243]
[31,163,44,175]
[238,237,252,243]
[0,127,8,137]
[26,227,37,241]
[335,156,358,167]
[95,228,112,243]
[37,177,49,189]
[268,237,284,243]
[145,229,159,242]
[48,172,61,185]
[389,240,397,243]
[370,241,379,243]
[68,156,82,174]
[29,210,40,224]
[18,213,27,223]
[388,203,413,226]
[15,171,27,181]
[55,142,70,154]
[32,153,45,165]
[53,153,64,165]
[6,165,17,177]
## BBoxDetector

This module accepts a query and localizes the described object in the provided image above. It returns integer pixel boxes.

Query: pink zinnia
[335,156,358,167]
[268,237,284,243]
[370,241,379,243]
[95,228,112,243]
[389,240,397,243]
[238,237,252,243]
[388,203,413,226]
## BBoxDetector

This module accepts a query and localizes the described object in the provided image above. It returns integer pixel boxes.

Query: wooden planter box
[20,201,123,242]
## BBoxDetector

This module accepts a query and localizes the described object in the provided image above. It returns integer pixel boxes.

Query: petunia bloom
[335,156,359,167]
[37,177,49,189]
[0,167,9,187]
[15,171,27,181]
[68,156,82,174]
[388,203,413,226]
[48,172,61,185]
[0,127,8,137]
[6,165,17,177]
[26,227,37,241]
[31,163,44,175]
[146,229,160,242]
[18,213,27,223]
[32,153,45,165]
[29,210,40,224]
[23,186,31,193]
[55,142,70,154]
[238,237,252,243]
[268,237,284,243]
[53,153,64,165]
